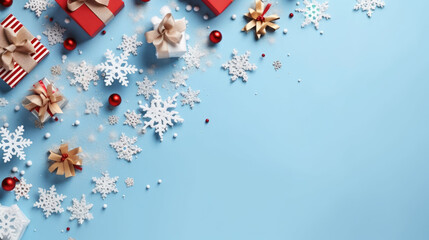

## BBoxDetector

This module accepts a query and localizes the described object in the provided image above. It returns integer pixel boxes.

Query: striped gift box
[0,14,49,88]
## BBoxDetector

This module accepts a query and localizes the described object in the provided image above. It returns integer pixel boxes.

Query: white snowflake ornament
[13,177,32,201]
[273,60,282,71]
[33,185,66,218]
[181,45,206,69]
[68,61,99,91]
[110,133,142,162]
[0,125,33,163]
[97,49,138,87]
[67,195,93,225]
[295,0,331,30]
[136,76,157,99]
[170,71,189,88]
[125,177,134,187]
[108,115,119,125]
[117,34,143,56]
[0,98,8,107]
[354,0,385,17]
[124,111,142,128]
[181,87,201,109]
[85,98,103,115]
[43,22,66,45]
[24,0,52,17]
[0,204,30,240]
[222,49,257,82]
[92,172,119,199]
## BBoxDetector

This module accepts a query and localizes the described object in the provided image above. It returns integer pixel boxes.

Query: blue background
[1,0,429,239]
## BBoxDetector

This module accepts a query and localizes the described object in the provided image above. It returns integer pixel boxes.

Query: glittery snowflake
[136,76,157,99]
[24,0,53,17]
[123,111,142,128]
[295,0,331,30]
[97,49,138,87]
[117,34,142,56]
[140,92,184,142]
[67,195,93,225]
[110,133,142,162]
[0,98,8,107]
[273,60,282,71]
[0,204,30,240]
[33,185,66,218]
[222,49,257,82]
[0,125,33,163]
[108,115,119,125]
[43,22,66,45]
[50,65,62,76]
[85,97,103,115]
[181,87,201,109]
[92,172,119,199]
[354,0,385,17]
[181,45,206,70]
[125,177,134,187]
[68,61,99,91]
[170,71,189,88]
[13,177,32,201]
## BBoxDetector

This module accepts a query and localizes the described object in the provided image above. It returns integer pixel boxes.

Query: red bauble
[1,0,13,7]
[205,118,210,123]
[289,13,294,18]
[63,38,77,51]
[209,30,222,44]
[109,93,121,107]
[2,177,18,191]
[141,0,150,2]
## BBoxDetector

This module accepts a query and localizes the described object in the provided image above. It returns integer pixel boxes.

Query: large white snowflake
[43,22,66,45]
[181,87,201,109]
[67,195,93,225]
[0,125,33,163]
[0,98,8,107]
[140,92,184,142]
[181,45,206,70]
[85,97,103,115]
[97,49,138,87]
[13,177,32,201]
[117,34,142,56]
[354,0,385,17]
[0,204,30,240]
[92,172,119,199]
[68,61,99,91]
[222,49,257,82]
[110,133,142,162]
[33,185,66,218]
[136,76,157,99]
[123,111,142,128]
[295,0,331,30]
[24,0,52,17]
[170,71,189,88]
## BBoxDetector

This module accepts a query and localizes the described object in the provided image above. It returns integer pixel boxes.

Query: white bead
[3,123,9,128]
[103,204,108,209]
[231,14,236,20]
[139,69,144,74]
[283,29,288,34]
[44,132,51,139]
[173,133,178,138]
[64,18,70,24]
[203,14,209,20]
[26,161,33,167]
[320,31,324,35]
[185,5,192,11]
[157,179,162,184]
[36,35,41,40]
[20,170,25,175]
[12,167,18,173]
[193,6,200,12]
[74,120,80,126]
[146,185,150,189]
[175,6,180,12]
[14,105,20,111]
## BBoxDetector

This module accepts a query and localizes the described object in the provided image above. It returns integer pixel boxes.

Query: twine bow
[48,144,83,178]
[0,27,36,71]
[67,0,113,24]
[242,0,280,39]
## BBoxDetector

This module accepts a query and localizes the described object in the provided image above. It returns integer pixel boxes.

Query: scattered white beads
[64,18,70,24]
[26,161,32,167]
[203,14,209,20]
[320,31,324,35]
[20,170,25,176]
[157,179,162,184]
[61,55,67,63]
[231,14,237,20]
[193,6,200,12]
[12,167,18,173]
[298,79,302,83]
[44,132,51,139]
[14,105,20,111]
[146,184,150,190]
[175,6,180,12]
[103,204,108,209]
[173,133,178,138]
[139,69,144,74]
[73,120,80,126]
[185,5,192,11]
[283,29,288,34]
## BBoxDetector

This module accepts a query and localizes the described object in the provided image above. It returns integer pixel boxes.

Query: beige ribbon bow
[0,27,36,71]
[48,144,83,178]
[145,13,186,58]
[242,0,280,39]
[23,81,64,122]
[67,0,113,24]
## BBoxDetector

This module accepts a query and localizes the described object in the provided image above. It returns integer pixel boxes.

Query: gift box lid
[202,0,233,16]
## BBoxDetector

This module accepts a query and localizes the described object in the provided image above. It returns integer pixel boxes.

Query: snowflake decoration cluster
[0,125,33,163]
[295,0,331,30]
[97,49,138,87]
[222,49,257,82]
[43,22,66,45]
[110,133,142,162]
[354,0,385,17]
[33,185,66,218]
[92,172,119,199]
[67,195,93,224]
[68,61,99,91]
[0,204,30,240]
[24,0,53,17]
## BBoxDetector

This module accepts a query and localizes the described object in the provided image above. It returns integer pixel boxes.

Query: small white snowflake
[110,133,142,162]
[0,98,8,107]
[170,71,189,88]
[43,22,66,45]
[0,204,30,240]
[97,49,138,87]
[273,60,282,71]
[136,76,157,99]
[124,111,142,128]
[181,87,201,109]
[68,61,99,91]
[354,0,385,17]
[50,65,62,76]
[181,45,206,69]
[85,97,103,115]
[0,125,33,163]
[108,115,119,125]
[92,172,119,199]
[117,34,143,56]
[67,195,93,225]
[295,0,331,30]
[222,49,257,82]
[24,0,53,17]
[125,177,134,187]
[13,177,32,201]
[33,185,66,218]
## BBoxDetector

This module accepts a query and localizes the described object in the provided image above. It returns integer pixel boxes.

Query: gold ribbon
[48,144,83,178]
[242,0,280,39]
[145,13,186,58]
[67,0,114,24]
[23,81,64,122]
[0,27,36,72]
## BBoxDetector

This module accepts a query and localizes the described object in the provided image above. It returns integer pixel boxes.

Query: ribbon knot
[242,0,280,39]
[49,144,82,178]
[0,27,36,71]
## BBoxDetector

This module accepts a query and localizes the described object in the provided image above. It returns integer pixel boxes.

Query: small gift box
[0,14,49,88]
[22,78,68,123]
[202,0,233,16]
[145,6,187,59]
[55,0,124,37]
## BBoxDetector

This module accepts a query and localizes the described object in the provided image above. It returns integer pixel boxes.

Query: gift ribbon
[48,144,83,178]
[242,0,280,39]
[145,13,186,58]
[67,0,114,24]
[0,26,36,72]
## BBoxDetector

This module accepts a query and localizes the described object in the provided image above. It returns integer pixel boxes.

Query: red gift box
[0,14,49,88]
[202,0,233,16]
[55,0,124,37]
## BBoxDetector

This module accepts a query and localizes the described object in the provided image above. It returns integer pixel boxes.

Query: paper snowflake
[124,111,142,128]
[108,115,119,125]
[97,49,138,87]
[181,87,201,109]
[136,76,157,99]
[92,172,119,199]
[295,0,331,30]
[33,185,66,218]
[43,22,66,45]
[13,177,32,201]
[110,133,142,162]
[0,204,30,240]
[273,60,282,71]
[181,45,206,69]
[222,49,257,82]
[24,0,52,17]
[0,98,8,107]
[0,125,33,163]
[140,92,184,142]
[125,177,134,187]
[354,0,385,17]
[68,61,99,91]
[50,65,62,76]
[85,97,103,115]
[170,71,189,88]
[67,195,93,225]
[117,34,142,56]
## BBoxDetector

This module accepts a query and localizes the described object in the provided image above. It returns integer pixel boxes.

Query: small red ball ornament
[141,0,150,2]
[289,13,294,18]
[205,118,210,123]
[1,0,13,7]
[2,177,19,191]
[108,93,121,107]
[63,38,77,51]
[209,30,222,44]
[261,53,266,57]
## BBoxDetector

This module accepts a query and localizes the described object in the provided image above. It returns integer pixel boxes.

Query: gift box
[22,78,68,123]
[202,0,233,16]
[0,14,49,88]
[55,0,124,37]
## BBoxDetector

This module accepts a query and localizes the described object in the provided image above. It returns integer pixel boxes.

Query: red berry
[209,30,222,44]
[49,17,53,22]
[141,0,150,2]
[205,118,209,123]
[262,53,265,57]
[66,227,70,231]
[109,93,121,107]
[289,13,294,18]
[101,30,106,35]
[1,0,13,7]
[63,38,77,51]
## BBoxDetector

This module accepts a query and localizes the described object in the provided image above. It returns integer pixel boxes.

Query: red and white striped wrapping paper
[0,14,49,88]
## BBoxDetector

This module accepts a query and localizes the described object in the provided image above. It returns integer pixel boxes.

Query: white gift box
[0,204,30,240]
